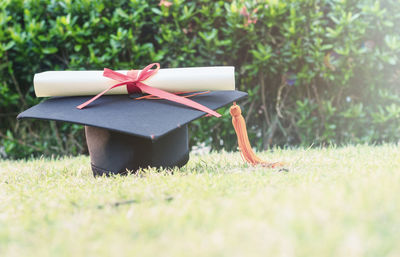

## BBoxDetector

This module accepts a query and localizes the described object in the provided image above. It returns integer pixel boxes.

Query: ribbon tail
[77,82,128,109]
[136,83,221,117]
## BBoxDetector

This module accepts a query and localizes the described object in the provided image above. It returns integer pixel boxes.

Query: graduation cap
[18,91,247,176]
[17,63,283,176]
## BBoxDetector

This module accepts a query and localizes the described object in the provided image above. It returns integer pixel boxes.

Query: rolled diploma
[34,66,235,97]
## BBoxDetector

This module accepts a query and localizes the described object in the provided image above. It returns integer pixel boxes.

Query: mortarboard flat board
[18,91,247,176]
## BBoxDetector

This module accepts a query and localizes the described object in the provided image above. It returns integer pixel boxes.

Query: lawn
[0,145,399,257]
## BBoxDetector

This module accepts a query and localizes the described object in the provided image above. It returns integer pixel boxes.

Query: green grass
[0,145,400,257]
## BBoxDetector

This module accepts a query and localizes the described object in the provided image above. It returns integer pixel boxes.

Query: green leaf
[42,47,58,54]
[3,41,14,51]
[151,8,162,15]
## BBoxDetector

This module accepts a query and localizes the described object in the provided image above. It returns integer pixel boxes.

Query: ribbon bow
[77,63,221,117]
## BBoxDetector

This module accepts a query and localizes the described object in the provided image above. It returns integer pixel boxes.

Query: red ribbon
[77,63,221,118]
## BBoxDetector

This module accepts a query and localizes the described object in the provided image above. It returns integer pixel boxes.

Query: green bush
[1,0,399,158]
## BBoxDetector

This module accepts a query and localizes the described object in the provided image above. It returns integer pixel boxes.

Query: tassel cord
[230,102,284,168]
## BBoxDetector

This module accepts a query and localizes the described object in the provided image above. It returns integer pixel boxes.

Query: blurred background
[0,0,399,159]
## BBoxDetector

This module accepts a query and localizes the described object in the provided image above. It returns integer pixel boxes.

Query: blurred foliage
[0,0,399,159]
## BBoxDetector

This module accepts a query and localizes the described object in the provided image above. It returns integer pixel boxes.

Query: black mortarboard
[17,91,247,176]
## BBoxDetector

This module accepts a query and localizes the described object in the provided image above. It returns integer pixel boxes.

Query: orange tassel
[230,102,284,168]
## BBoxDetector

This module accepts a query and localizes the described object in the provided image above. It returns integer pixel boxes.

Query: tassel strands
[230,102,284,168]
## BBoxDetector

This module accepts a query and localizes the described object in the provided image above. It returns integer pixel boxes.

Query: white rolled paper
[34,66,235,97]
